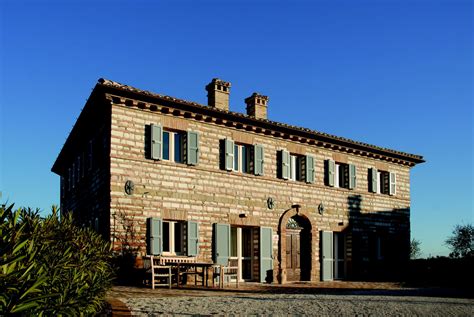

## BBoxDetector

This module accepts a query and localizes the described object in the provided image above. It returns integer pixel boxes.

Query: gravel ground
[120,293,474,316]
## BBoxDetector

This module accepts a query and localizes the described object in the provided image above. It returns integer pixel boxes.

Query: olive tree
[445,223,473,258]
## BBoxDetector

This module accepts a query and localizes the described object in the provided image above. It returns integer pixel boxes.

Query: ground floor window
[162,221,184,255]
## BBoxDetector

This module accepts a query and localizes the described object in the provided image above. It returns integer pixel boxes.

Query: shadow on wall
[346,195,410,281]
[111,209,144,286]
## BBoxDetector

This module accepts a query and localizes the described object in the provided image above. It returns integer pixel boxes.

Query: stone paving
[106,282,473,316]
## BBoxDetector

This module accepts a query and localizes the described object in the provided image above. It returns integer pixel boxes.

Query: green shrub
[1,204,115,315]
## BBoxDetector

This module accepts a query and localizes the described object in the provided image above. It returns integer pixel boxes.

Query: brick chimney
[205,78,231,111]
[245,93,269,119]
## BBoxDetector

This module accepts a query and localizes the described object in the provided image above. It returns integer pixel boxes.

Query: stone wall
[61,120,111,238]
[108,103,412,282]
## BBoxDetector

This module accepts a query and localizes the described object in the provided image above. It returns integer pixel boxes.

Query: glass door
[334,232,346,279]
[230,226,254,281]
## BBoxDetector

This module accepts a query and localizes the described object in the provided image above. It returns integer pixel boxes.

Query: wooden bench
[148,256,200,287]
[156,255,197,266]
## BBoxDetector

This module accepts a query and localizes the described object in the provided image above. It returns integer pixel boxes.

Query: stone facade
[52,78,424,284]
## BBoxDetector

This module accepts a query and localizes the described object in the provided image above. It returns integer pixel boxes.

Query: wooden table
[170,262,215,288]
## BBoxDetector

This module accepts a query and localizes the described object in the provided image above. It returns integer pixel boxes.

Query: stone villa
[51,78,424,283]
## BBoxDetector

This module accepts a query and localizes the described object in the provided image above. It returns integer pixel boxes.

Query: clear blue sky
[1,0,472,257]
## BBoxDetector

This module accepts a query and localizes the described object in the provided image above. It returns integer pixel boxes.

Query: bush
[405,256,474,290]
[1,204,115,315]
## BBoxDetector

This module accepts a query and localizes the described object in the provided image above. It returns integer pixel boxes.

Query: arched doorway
[285,215,311,281]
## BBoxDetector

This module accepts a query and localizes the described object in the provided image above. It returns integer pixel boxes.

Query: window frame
[162,130,185,164]
[289,154,303,182]
[162,220,185,255]
[233,143,251,174]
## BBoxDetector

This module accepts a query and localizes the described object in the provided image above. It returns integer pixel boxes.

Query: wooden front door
[286,228,301,281]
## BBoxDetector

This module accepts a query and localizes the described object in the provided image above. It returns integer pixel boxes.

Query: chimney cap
[245,92,269,104]
[206,78,231,91]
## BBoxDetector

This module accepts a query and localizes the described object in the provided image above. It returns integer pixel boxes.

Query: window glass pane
[163,222,170,252]
[231,227,237,257]
[163,132,170,160]
[377,172,381,194]
[337,164,345,187]
[290,155,296,180]
[174,222,182,253]
[337,233,345,259]
[242,260,252,280]
[242,146,249,173]
[337,261,345,279]
[174,133,183,163]
[242,228,252,257]
[296,156,302,181]
[234,145,239,171]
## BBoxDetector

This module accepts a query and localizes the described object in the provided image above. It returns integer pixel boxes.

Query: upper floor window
[289,154,304,181]
[369,168,396,195]
[150,124,199,165]
[280,150,315,183]
[233,143,251,173]
[163,131,185,163]
[223,138,264,176]
[325,159,356,189]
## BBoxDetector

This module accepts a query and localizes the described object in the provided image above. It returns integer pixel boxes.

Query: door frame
[230,226,254,282]
[278,207,317,283]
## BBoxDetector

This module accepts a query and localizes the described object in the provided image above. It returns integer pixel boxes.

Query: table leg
[177,264,181,288]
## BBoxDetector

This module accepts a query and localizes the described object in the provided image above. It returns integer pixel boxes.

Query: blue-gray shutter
[305,155,315,183]
[260,227,273,283]
[321,231,334,281]
[213,223,230,265]
[389,172,396,196]
[186,221,199,256]
[281,150,290,180]
[326,159,335,187]
[224,139,234,171]
[147,217,162,255]
[348,164,357,189]
[254,144,264,176]
[186,131,199,165]
[369,168,378,193]
[150,124,163,160]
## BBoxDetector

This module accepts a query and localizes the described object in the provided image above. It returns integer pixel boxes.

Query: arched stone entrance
[278,208,317,283]
[285,215,311,281]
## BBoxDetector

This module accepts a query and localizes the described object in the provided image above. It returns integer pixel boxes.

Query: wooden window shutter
[348,164,357,189]
[186,221,199,256]
[305,155,315,183]
[147,217,163,255]
[254,144,264,176]
[260,227,273,283]
[213,223,230,265]
[281,150,290,180]
[369,168,378,193]
[150,124,163,160]
[326,159,335,187]
[389,172,397,196]
[186,131,199,165]
[224,138,234,171]
[321,231,334,281]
